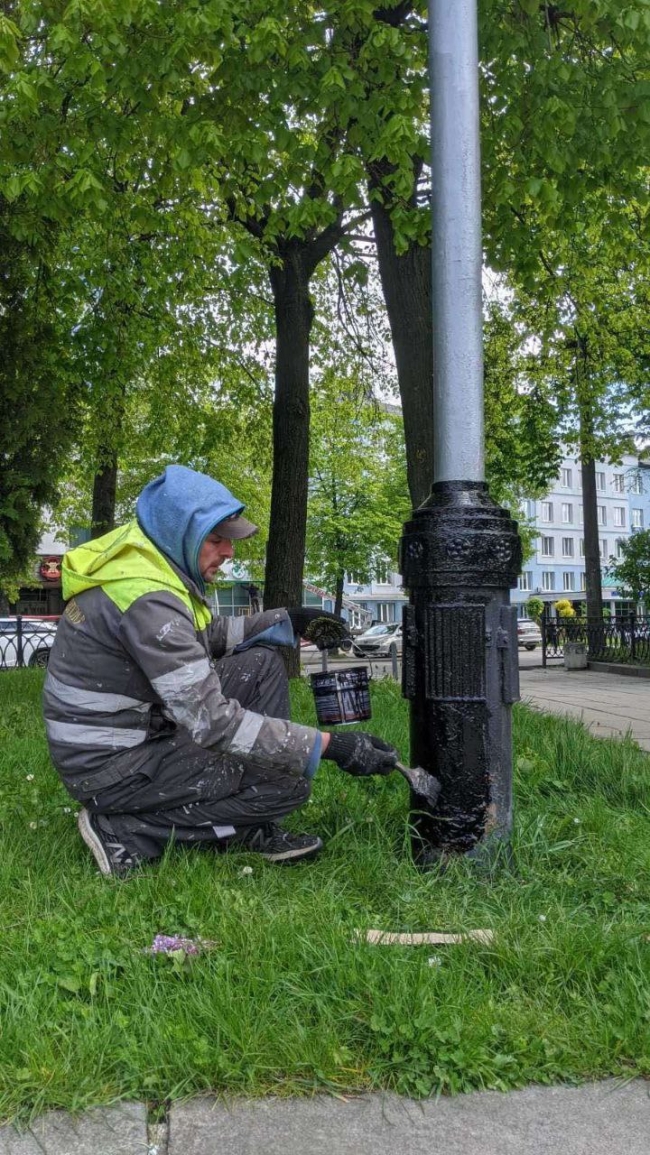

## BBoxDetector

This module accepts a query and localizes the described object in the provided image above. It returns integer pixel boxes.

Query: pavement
[519,662,650,752]
[2,1080,649,1153]
[2,654,648,1152]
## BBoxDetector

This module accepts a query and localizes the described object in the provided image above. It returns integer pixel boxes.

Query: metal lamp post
[399,0,522,864]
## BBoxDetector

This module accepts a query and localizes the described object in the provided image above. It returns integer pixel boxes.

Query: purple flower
[146,934,217,956]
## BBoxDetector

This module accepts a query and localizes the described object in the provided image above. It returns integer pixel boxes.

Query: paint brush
[395,761,441,807]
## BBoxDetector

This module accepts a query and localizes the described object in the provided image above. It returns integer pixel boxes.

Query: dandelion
[538,914,547,923]
[240,866,253,876]
[573,818,581,825]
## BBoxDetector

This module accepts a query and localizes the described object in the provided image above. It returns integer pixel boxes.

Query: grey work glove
[325,732,398,777]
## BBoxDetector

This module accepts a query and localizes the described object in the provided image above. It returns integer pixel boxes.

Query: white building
[513,452,650,615]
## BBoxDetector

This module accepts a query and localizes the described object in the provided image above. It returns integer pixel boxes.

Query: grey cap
[213,513,258,540]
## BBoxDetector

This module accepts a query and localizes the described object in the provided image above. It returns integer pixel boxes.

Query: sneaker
[77,808,140,876]
[230,822,323,863]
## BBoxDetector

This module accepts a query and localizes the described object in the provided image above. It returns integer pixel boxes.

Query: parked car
[0,617,58,669]
[352,622,402,659]
[517,617,542,650]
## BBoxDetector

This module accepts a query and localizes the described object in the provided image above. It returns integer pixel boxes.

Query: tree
[607,530,650,606]
[525,596,544,621]
[342,0,650,507]
[5,0,650,612]
[52,270,277,576]
[0,223,79,587]
[307,380,409,614]
[483,300,561,503]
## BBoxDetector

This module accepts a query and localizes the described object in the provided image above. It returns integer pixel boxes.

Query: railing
[0,615,60,671]
[541,613,650,667]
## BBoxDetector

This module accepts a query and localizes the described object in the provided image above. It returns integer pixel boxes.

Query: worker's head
[136,465,257,591]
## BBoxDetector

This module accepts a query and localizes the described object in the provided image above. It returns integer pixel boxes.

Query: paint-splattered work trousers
[85,646,311,860]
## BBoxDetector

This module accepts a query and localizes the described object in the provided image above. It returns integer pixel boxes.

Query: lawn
[0,669,649,1123]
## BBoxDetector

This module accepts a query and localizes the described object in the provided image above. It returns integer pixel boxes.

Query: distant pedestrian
[245,582,262,613]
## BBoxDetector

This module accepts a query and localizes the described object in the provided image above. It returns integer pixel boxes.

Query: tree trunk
[91,452,119,539]
[580,453,603,622]
[265,249,314,678]
[369,195,434,509]
[575,339,603,623]
[334,570,344,618]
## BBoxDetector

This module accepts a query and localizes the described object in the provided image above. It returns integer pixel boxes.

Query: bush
[525,596,544,621]
[554,599,576,618]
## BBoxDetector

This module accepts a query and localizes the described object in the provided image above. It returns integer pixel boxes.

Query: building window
[580,571,586,590]
[561,538,574,558]
[597,505,607,526]
[541,501,553,523]
[561,467,572,487]
[563,572,575,592]
[346,571,365,586]
[518,572,532,591]
[632,509,644,529]
[541,536,554,557]
[630,474,642,494]
[613,473,624,493]
[375,602,395,623]
[579,538,585,556]
[561,503,573,524]
[615,538,625,559]
[542,572,555,591]
[374,560,391,584]
[596,472,606,491]
[600,539,608,559]
[613,507,626,528]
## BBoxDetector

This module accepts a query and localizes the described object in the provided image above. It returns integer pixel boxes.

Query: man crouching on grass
[42,464,399,875]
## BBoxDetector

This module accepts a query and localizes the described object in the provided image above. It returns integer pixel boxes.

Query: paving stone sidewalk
[2,1081,649,1155]
[519,665,650,752]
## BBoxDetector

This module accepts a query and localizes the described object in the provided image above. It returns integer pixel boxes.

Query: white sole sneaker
[262,836,323,863]
[77,808,112,875]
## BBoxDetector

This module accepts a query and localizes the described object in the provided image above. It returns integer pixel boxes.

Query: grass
[0,669,649,1123]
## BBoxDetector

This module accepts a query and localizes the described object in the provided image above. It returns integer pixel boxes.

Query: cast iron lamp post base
[400,481,522,865]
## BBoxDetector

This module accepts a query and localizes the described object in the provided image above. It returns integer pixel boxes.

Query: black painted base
[399,481,522,862]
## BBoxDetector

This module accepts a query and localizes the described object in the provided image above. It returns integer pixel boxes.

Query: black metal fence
[0,616,60,670]
[541,613,650,667]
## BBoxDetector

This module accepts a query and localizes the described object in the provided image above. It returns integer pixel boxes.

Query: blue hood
[136,465,245,593]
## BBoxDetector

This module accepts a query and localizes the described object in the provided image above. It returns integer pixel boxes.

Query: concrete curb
[588,661,650,679]
[3,1081,649,1154]
[166,1081,650,1155]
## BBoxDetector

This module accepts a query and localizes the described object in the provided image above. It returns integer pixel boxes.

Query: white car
[352,622,402,659]
[517,617,542,650]
[0,617,58,669]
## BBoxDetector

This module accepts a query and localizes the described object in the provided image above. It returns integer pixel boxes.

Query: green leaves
[0,15,20,71]
[606,528,650,602]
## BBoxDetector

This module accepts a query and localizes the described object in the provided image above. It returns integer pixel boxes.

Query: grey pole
[399,0,522,864]
[430,0,484,484]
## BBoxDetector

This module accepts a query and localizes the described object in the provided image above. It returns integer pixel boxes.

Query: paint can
[309,666,371,725]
